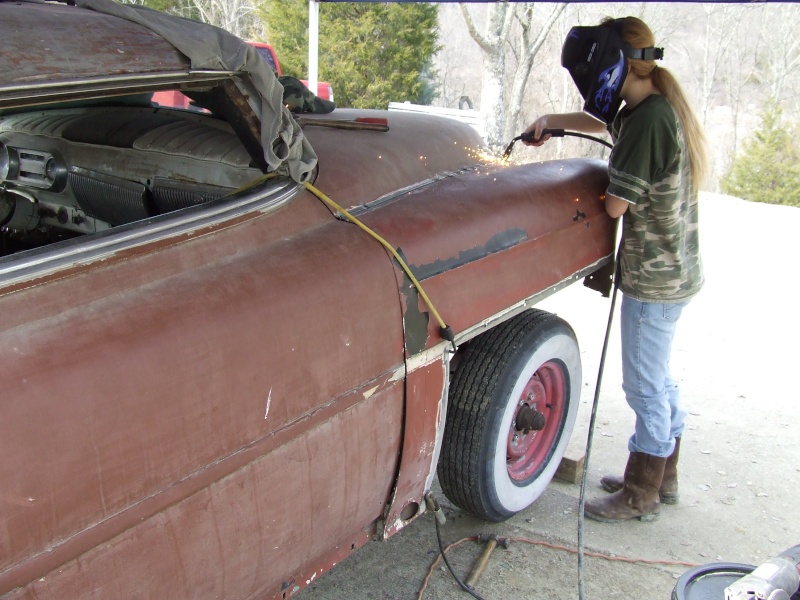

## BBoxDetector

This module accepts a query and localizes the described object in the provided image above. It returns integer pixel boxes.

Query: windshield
[254,47,279,74]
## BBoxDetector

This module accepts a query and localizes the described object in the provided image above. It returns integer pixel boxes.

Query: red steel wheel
[506,361,567,481]
[438,309,581,521]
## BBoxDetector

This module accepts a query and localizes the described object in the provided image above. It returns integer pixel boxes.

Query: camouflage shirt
[608,94,703,302]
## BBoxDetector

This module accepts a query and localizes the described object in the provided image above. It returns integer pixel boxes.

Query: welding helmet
[561,21,663,125]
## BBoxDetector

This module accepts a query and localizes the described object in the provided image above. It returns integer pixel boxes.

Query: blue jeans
[620,294,689,458]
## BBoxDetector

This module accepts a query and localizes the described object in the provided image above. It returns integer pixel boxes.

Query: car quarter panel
[300,112,614,353]
[300,109,487,209]
[359,158,615,353]
[0,188,406,598]
[360,158,614,539]
[299,115,614,543]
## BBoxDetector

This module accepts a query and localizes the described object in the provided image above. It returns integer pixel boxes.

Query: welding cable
[417,535,699,599]
[502,129,613,160]
[578,238,623,600]
[430,500,488,600]
[302,181,456,348]
[423,492,488,599]
[544,129,614,149]
[417,536,478,600]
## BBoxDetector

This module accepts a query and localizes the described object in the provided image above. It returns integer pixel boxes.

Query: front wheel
[438,309,581,521]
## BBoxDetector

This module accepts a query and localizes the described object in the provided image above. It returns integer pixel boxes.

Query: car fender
[357,157,614,538]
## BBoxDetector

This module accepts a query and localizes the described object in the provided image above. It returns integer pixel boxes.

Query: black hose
[435,131,619,600]
[578,240,622,600]
[433,511,488,600]
[544,129,614,149]
[502,128,613,160]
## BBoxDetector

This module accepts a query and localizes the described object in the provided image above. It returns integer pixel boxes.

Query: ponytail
[605,17,710,191]
[651,66,709,191]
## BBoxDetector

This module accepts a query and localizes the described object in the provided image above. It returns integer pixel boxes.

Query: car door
[0,180,407,599]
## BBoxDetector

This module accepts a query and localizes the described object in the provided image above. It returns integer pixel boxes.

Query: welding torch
[502,128,613,160]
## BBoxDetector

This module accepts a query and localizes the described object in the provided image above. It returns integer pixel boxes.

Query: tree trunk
[460,2,513,152]
[506,3,566,140]
[461,2,565,152]
[480,50,506,151]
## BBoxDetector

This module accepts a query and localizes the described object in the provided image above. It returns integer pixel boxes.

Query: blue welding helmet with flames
[561,22,663,125]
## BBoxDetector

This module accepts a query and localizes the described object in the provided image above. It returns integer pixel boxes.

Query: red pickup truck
[249,41,334,102]
[153,41,334,109]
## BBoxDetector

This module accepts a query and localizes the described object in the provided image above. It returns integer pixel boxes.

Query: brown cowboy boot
[585,452,667,522]
[600,438,681,504]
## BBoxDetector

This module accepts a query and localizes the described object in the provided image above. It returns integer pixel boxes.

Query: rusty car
[0,1,615,598]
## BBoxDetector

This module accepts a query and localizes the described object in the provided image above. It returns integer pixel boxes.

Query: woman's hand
[521,112,608,146]
[522,116,551,146]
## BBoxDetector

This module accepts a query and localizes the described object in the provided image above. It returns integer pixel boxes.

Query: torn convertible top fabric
[74,0,317,184]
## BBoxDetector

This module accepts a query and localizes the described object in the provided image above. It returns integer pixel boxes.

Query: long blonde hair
[604,17,709,191]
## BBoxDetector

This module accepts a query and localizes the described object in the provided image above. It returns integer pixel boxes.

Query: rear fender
[374,158,615,537]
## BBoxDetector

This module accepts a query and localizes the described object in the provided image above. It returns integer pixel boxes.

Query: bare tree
[717,8,762,178]
[758,4,800,110]
[505,3,566,140]
[679,5,744,127]
[459,2,566,152]
[460,2,514,151]
[187,0,260,38]
[120,0,263,38]
[436,59,473,110]
[434,5,484,110]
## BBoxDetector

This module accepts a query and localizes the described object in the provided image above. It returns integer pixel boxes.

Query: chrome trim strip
[0,72,239,108]
[0,179,301,290]
[424,348,451,494]
[347,166,479,215]
[405,254,613,372]
[0,71,237,95]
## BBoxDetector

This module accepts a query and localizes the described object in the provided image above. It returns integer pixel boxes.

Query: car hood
[0,0,316,183]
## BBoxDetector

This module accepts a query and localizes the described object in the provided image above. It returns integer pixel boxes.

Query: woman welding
[525,16,709,523]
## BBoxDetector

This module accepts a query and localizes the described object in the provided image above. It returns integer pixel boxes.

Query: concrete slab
[299,193,800,599]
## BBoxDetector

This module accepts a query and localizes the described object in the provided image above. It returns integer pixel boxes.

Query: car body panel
[0,3,616,598]
[382,356,450,538]
[301,109,485,208]
[357,157,613,350]
[0,185,407,596]
[301,111,612,352]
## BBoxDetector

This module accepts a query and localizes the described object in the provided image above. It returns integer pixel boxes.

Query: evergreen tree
[260,1,439,109]
[721,101,800,207]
